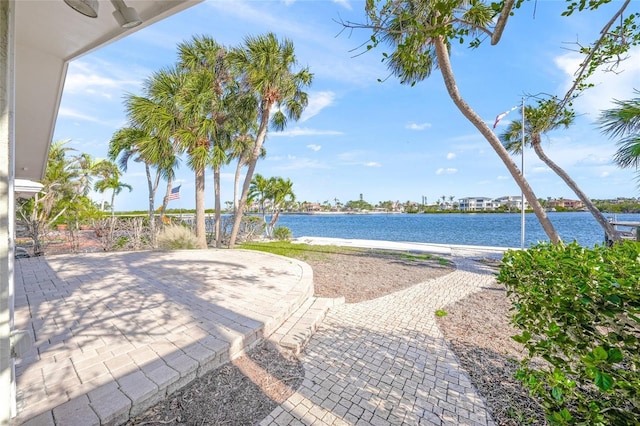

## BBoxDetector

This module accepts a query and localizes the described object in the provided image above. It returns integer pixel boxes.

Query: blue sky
[53,0,640,211]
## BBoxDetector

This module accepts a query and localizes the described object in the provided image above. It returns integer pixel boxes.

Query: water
[273,212,640,248]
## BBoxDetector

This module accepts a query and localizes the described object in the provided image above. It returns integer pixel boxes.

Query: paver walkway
[12,250,312,425]
[261,257,498,426]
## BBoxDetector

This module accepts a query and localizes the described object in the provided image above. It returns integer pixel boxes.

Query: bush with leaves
[156,224,198,250]
[272,226,292,241]
[498,241,640,425]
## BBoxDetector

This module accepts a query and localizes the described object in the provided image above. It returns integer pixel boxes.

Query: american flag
[168,185,181,201]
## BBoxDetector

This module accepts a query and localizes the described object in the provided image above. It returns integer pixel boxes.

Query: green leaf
[594,370,614,391]
[608,347,623,363]
[551,386,563,402]
[593,346,608,360]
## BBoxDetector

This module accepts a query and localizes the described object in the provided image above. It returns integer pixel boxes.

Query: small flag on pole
[168,185,181,201]
[493,105,519,129]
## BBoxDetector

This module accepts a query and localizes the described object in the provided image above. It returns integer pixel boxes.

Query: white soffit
[14,0,202,182]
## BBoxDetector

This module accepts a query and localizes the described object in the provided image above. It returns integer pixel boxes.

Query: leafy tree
[598,89,640,180]
[348,0,639,243]
[353,0,560,242]
[345,199,373,211]
[16,141,92,255]
[501,99,621,242]
[227,33,313,248]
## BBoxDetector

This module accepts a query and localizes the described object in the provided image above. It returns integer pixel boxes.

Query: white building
[494,195,528,210]
[458,197,495,211]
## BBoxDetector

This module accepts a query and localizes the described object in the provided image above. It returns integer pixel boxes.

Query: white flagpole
[521,97,526,250]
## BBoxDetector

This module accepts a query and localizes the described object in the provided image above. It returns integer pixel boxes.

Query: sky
[53,0,640,211]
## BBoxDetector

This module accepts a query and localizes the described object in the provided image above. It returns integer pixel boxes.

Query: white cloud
[273,158,330,171]
[271,127,343,137]
[497,175,509,180]
[300,91,336,122]
[364,162,381,167]
[555,46,640,120]
[65,61,140,97]
[600,171,610,178]
[446,152,456,160]
[436,168,457,175]
[333,0,352,10]
[406,122,432,131]
[307,144,322,152]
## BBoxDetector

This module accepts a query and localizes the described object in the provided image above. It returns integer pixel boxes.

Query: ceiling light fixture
[64,0,99,18]
[111,0,142,28]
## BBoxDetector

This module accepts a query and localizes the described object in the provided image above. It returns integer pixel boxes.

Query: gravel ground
[30,236,544,425]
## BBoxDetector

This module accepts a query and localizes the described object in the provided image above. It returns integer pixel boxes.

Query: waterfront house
[458,197,495,211]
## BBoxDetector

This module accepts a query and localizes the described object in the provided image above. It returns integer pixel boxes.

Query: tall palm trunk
[530,134,620,242]
[233,158,244,212]
[229,108,270,248]
[195,167,207,249]
[213,166,222,248]
[161,177,173,223]
[434,36,561,244]
[145,163,158,243]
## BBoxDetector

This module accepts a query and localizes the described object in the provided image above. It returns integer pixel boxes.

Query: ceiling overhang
[14,0,202,182]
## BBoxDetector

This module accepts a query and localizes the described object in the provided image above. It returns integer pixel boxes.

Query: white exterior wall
[1,2,16,424]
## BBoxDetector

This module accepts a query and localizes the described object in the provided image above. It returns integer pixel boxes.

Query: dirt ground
[27,237,542,425]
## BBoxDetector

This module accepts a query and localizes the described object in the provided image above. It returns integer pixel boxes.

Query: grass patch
[435,309,448,317]
[239,241,451,266]
[239,241,360,261]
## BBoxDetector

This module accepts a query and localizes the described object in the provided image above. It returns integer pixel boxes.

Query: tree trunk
[228,108,270,248]
[233,158,244,212]
[434,37,561,245]
[161,177,173,223]
[110,190,116,217]
[146,163,156,242]
[213,166,222,248]
[195,167,207,249]
[531,134,621,243]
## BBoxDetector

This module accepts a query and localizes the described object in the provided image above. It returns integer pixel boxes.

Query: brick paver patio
[12,250,312,425]
[12,243,504,425]
[260,258,498,426]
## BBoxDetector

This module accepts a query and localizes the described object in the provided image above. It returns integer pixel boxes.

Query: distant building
[458,197,495,211]
[548,199,585,210]
[494,195,528,210]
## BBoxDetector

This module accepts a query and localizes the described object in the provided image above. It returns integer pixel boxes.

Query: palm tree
[108,126,177,238]
[598,90,640,173]
[227,32,313,248]
[128,66,212,249]
[93,160,132,216]
[362,0,561,243]
[266,177,295,236]
[248,173,271,228]
[501,100,620,242]
[178,35,237,248]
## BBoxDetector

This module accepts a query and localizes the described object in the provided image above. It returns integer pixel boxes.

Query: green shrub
[498,241,640,425]
[157,224,198,250]
[272,226,292,241]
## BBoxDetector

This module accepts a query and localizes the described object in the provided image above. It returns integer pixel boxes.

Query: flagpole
[521,97,526,250]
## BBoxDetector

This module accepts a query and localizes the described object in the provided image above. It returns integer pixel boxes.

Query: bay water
[274,212,640,248]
